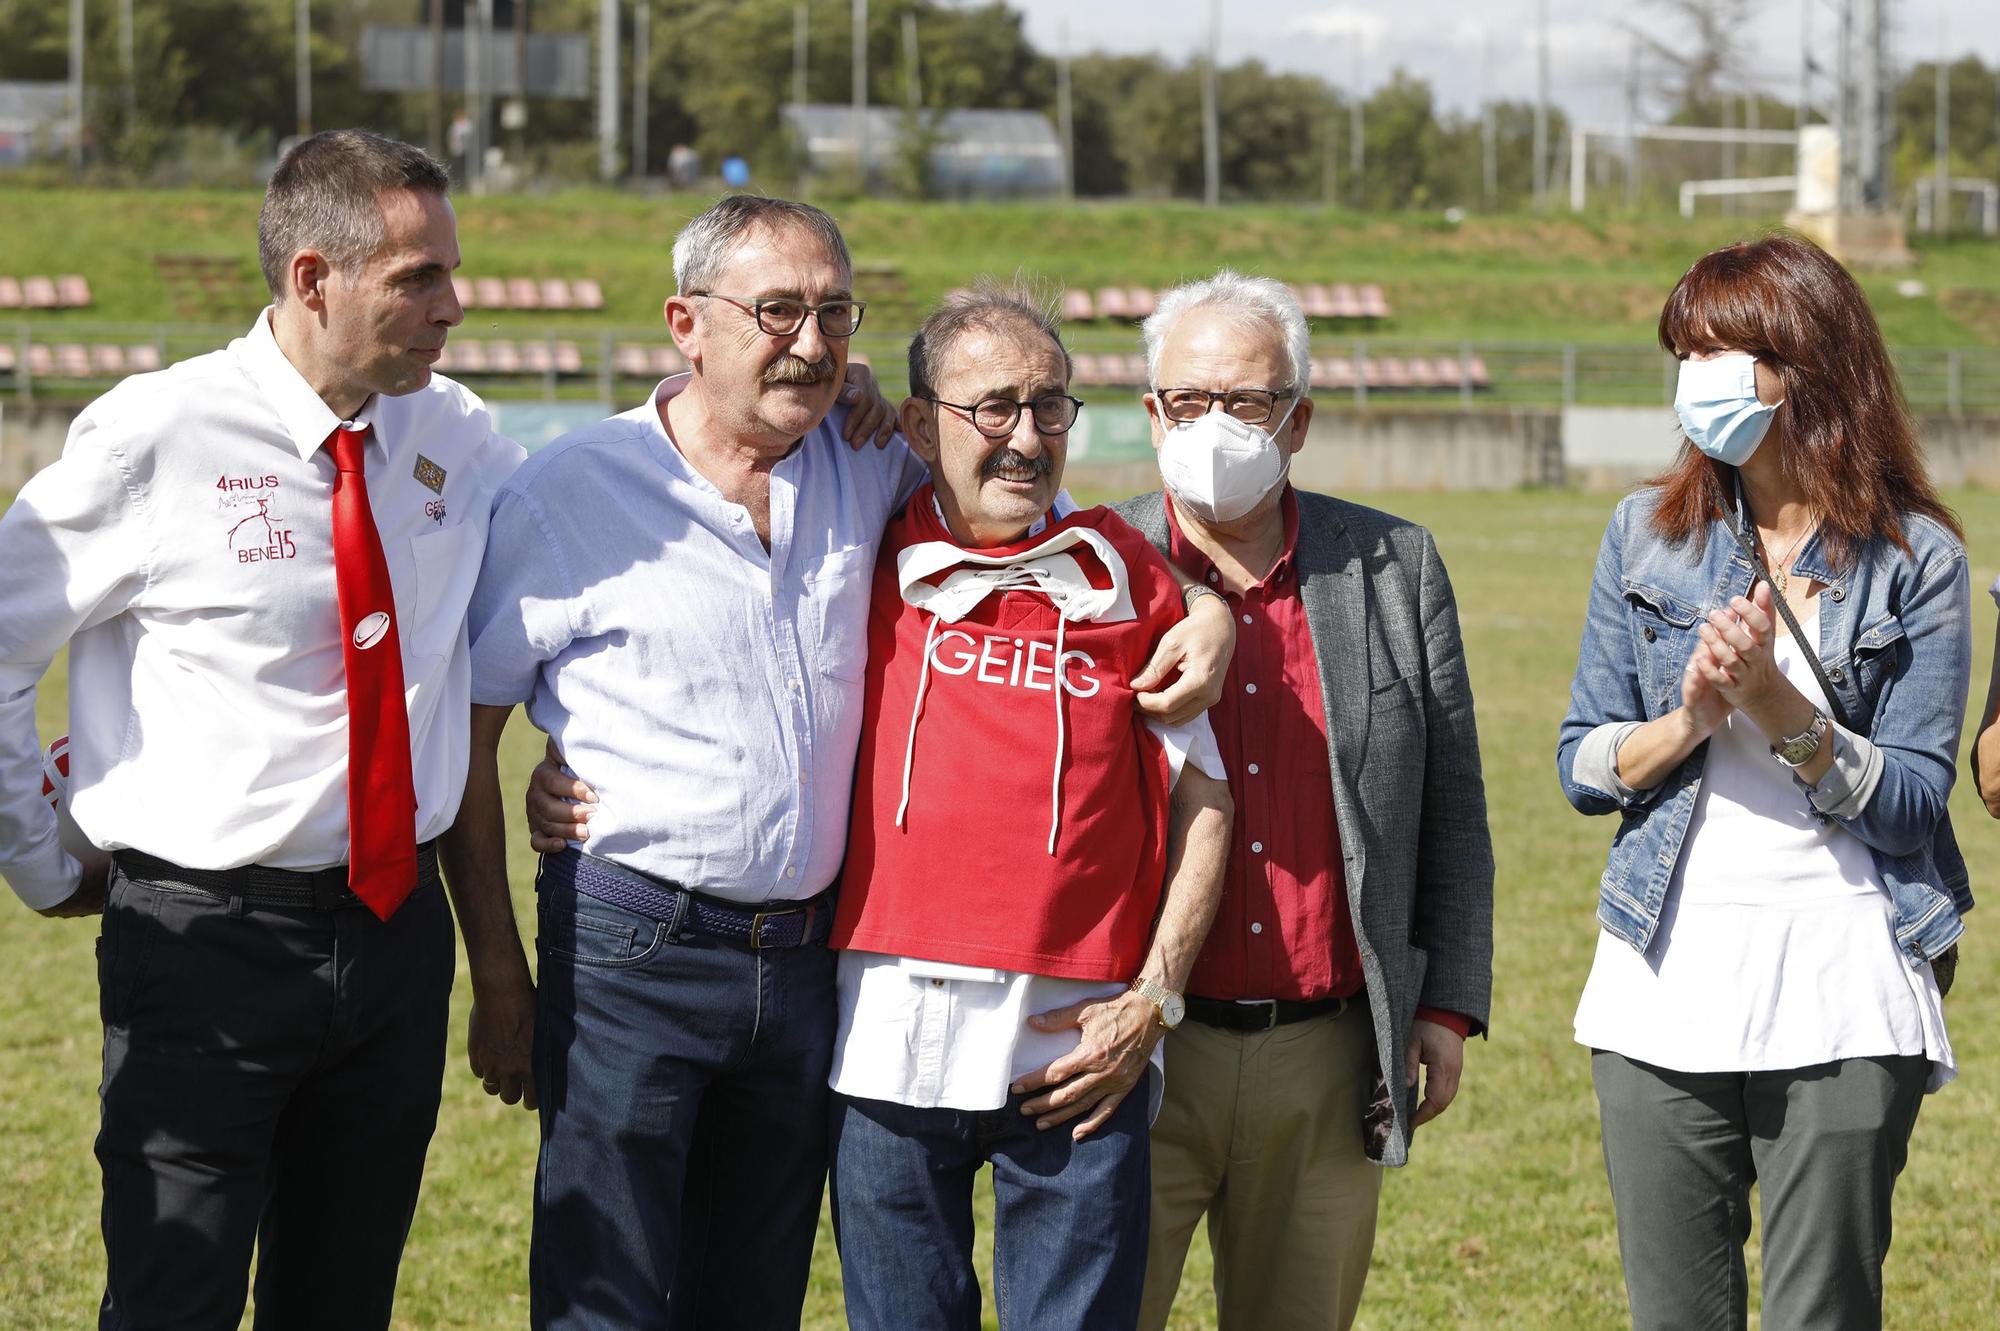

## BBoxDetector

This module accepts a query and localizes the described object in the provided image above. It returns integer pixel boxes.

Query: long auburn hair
[1647,231,1959,562]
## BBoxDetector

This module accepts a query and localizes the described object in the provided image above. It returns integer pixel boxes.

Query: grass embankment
[5,186,2000,353]
[2,487,1997,1328]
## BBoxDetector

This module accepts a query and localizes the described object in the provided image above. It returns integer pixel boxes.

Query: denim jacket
[1557,483,1972,964]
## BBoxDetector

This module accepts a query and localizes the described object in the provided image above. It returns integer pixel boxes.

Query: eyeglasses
[1155,386,1297,424]
[689,293,867,338]
[922,394,1085,439]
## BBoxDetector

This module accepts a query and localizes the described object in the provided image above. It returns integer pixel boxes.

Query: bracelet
[1183,583,1226,614]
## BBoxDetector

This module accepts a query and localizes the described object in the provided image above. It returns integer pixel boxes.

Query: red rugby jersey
[832,489,1186,982]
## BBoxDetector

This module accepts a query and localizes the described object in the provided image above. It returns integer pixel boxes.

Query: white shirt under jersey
[832,495,1227,1115]
[0,310,523,909]
[1574,608,1954,1090]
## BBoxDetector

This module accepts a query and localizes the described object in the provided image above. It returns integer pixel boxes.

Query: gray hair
[1140,270,1313,392]
[671,195,853,294]
[907,280,1071,400]
[258,129,451,301]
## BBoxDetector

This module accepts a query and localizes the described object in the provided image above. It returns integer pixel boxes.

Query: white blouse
[1574,607,1954,1091]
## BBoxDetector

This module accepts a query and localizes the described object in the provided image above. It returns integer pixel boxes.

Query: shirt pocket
[405,523,480,662]
[1847,611,1907,709]
[805,544,877,683]
[1621,579,1703,710]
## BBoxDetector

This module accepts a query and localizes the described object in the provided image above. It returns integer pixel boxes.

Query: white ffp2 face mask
[1156,398,1298,524]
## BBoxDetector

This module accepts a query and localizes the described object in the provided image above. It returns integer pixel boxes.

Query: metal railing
[7,321,2000,418]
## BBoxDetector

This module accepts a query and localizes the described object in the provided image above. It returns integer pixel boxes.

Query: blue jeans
[530,870,836,1331]
[829,1072,1154,1331]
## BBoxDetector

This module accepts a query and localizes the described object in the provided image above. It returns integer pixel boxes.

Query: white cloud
[1286,5,1393,54]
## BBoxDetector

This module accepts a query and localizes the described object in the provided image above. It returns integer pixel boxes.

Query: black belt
[1184,993,1351,1032]
[112,841,439,912]
[538,846,834,951]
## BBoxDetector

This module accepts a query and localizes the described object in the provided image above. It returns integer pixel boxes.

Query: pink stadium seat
[1062,289,1094,323]
[520,340,555,374]
[90,344,126,375]
[452,276,476,309]
[57,275,92,308]
[0,276,20,308]
[1069,353,1103,384]
[1122,354,1152,385]
[23,277,58,309]
[27,344,54,377]
[1125,288,1157,319]
[540,279,573,311]
[1094,287,1131,321]
[554,340,584,375]
[615,343,653,377]
[1359,284,1391,319]
[649,344,686,377]
[943,287,973,305]
[1376,357,1411,389]
[0,342,15,372]
[1311,356,1347,388]
[571,279,606,311]
[448,340,488,374]
[1329,283,1362,319]
[1302,284,1338,319]
[485,340,522,373]
[1466,356,1491,388]
[1430,356,1465,387]
[125,344,162,373]
[507,278,542,310]
[55,344,91,377]
[474,277,507,310]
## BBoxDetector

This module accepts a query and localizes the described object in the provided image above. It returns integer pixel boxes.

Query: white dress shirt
[466,375,928,904]
[0,310,522,909]
[1574,611,1954,1090]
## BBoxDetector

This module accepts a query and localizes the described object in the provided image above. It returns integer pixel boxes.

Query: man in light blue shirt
[447,196,1234,1330]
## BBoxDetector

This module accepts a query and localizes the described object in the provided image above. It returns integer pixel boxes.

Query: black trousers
[94,862,455,1331]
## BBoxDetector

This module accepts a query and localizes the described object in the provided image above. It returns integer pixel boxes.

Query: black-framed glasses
[1155,386,1297,424]
[922,393,1084,439]
[689,293,867,338]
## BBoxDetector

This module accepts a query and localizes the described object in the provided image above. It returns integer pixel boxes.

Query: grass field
[2,485,1997,1328]
[5,188,2000,356]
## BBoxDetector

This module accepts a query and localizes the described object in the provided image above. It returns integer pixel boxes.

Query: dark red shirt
[1166,489,1470,1038]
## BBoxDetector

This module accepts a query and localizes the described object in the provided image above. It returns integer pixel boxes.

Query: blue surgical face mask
[1674,352,1782,466]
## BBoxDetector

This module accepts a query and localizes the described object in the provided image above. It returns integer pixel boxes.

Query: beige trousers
[1140,1003,1384,1331]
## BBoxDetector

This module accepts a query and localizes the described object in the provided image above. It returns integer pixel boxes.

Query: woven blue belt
[538,847,834,951]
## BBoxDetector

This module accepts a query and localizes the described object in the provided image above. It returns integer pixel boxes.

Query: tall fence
[6,321,2000,417]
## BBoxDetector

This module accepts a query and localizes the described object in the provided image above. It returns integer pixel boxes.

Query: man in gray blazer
[1125,271,1493,1331]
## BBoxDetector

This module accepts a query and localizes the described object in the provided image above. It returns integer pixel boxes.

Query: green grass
[4,187,1999,354]
[3,487,2000,1327]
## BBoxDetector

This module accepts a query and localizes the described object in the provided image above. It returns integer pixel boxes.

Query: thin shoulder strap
[1727,474,1854,732]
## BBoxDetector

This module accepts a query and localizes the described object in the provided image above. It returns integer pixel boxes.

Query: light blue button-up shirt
[468,376,925,904]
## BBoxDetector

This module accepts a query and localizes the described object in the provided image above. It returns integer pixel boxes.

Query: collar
[1727,468,1838,584]
[240,308,382,462]
[898,485,1133,625]
[1165,483,1301,591]
[927,487,1079,540]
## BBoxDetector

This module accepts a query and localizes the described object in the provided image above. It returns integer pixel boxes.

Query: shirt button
[1251,841,1264,853]
[1241,613,1253,625]
[930,978,945,988]
[785,867,798,878]
[1207,570,1220,584]
[1247,762,1260,775]
[1250,922,1264,934]
[1245,683,1257,695]
[1829,586,1846,602]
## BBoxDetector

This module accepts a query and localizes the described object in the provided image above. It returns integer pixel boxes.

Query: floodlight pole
[67,0,83,171]
[1349,39,1363,199]
[119,0,134,126]
[599,0,620,182]
[633,2,651,179]
[1533,0,1549,211]
[428,0,444,154]
[295,0,312,138]
[903,11,920,109]
[1201,0,1221,208]
[1933,20,1947,235]
[1856,0,1884,210]
[852,0,869,183]
[1057,20,1074,203]
[794,1,809,109]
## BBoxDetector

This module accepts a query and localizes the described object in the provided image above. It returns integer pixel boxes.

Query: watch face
[1160,992,1186,1029]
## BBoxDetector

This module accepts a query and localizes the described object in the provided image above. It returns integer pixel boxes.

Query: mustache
[982,449,1053,480]
[763,353,838,385]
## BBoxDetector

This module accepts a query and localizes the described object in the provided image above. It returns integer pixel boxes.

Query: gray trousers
[1591,1050,1928,1331]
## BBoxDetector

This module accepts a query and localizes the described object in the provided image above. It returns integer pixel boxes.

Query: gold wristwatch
[1131,978,1186,1030]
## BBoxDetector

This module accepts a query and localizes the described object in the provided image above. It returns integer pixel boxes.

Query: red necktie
[329,425,418,920]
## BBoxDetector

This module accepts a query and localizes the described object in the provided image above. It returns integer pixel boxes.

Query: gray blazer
[1116,489,1494,1166]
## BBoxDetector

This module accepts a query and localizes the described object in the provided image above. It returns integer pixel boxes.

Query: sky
[996,0,1999,125]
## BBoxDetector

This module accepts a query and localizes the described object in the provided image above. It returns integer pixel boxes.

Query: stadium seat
[474,277,507,310]
[520,340,554,374]
[1301,284,1339,319]
[452,276,476,310]
[1329,283,1362,319]
[649,344,686,376]
[1069,353,1102,384]
[0,276,20,308]
[125,344,162,373]
[54,344,91,377]
[23,277,59,309]
[1095,287,1132,321]
[57,275,92,308]
[90,344,126,375]
[1374,357,1411,389]
[614,343,653,377]
[507,278,542,310]
[1359,284,1391,319]
[1465,355,1491,388]
[1122,354,1152,386]
[485,340,522,373]
[1125,288,1157,319]
[554,340,584,375]
[0,342,15,372]
[571,279,606,311]
[447,340,488,374]
[26,344,53,377]
[1062,289,1094,323]
[540,279,573,311]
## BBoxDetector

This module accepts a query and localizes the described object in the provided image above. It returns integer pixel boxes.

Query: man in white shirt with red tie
[0,130,523,1330]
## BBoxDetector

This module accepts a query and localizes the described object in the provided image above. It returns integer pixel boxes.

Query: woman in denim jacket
[1557,233,1969,1331]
